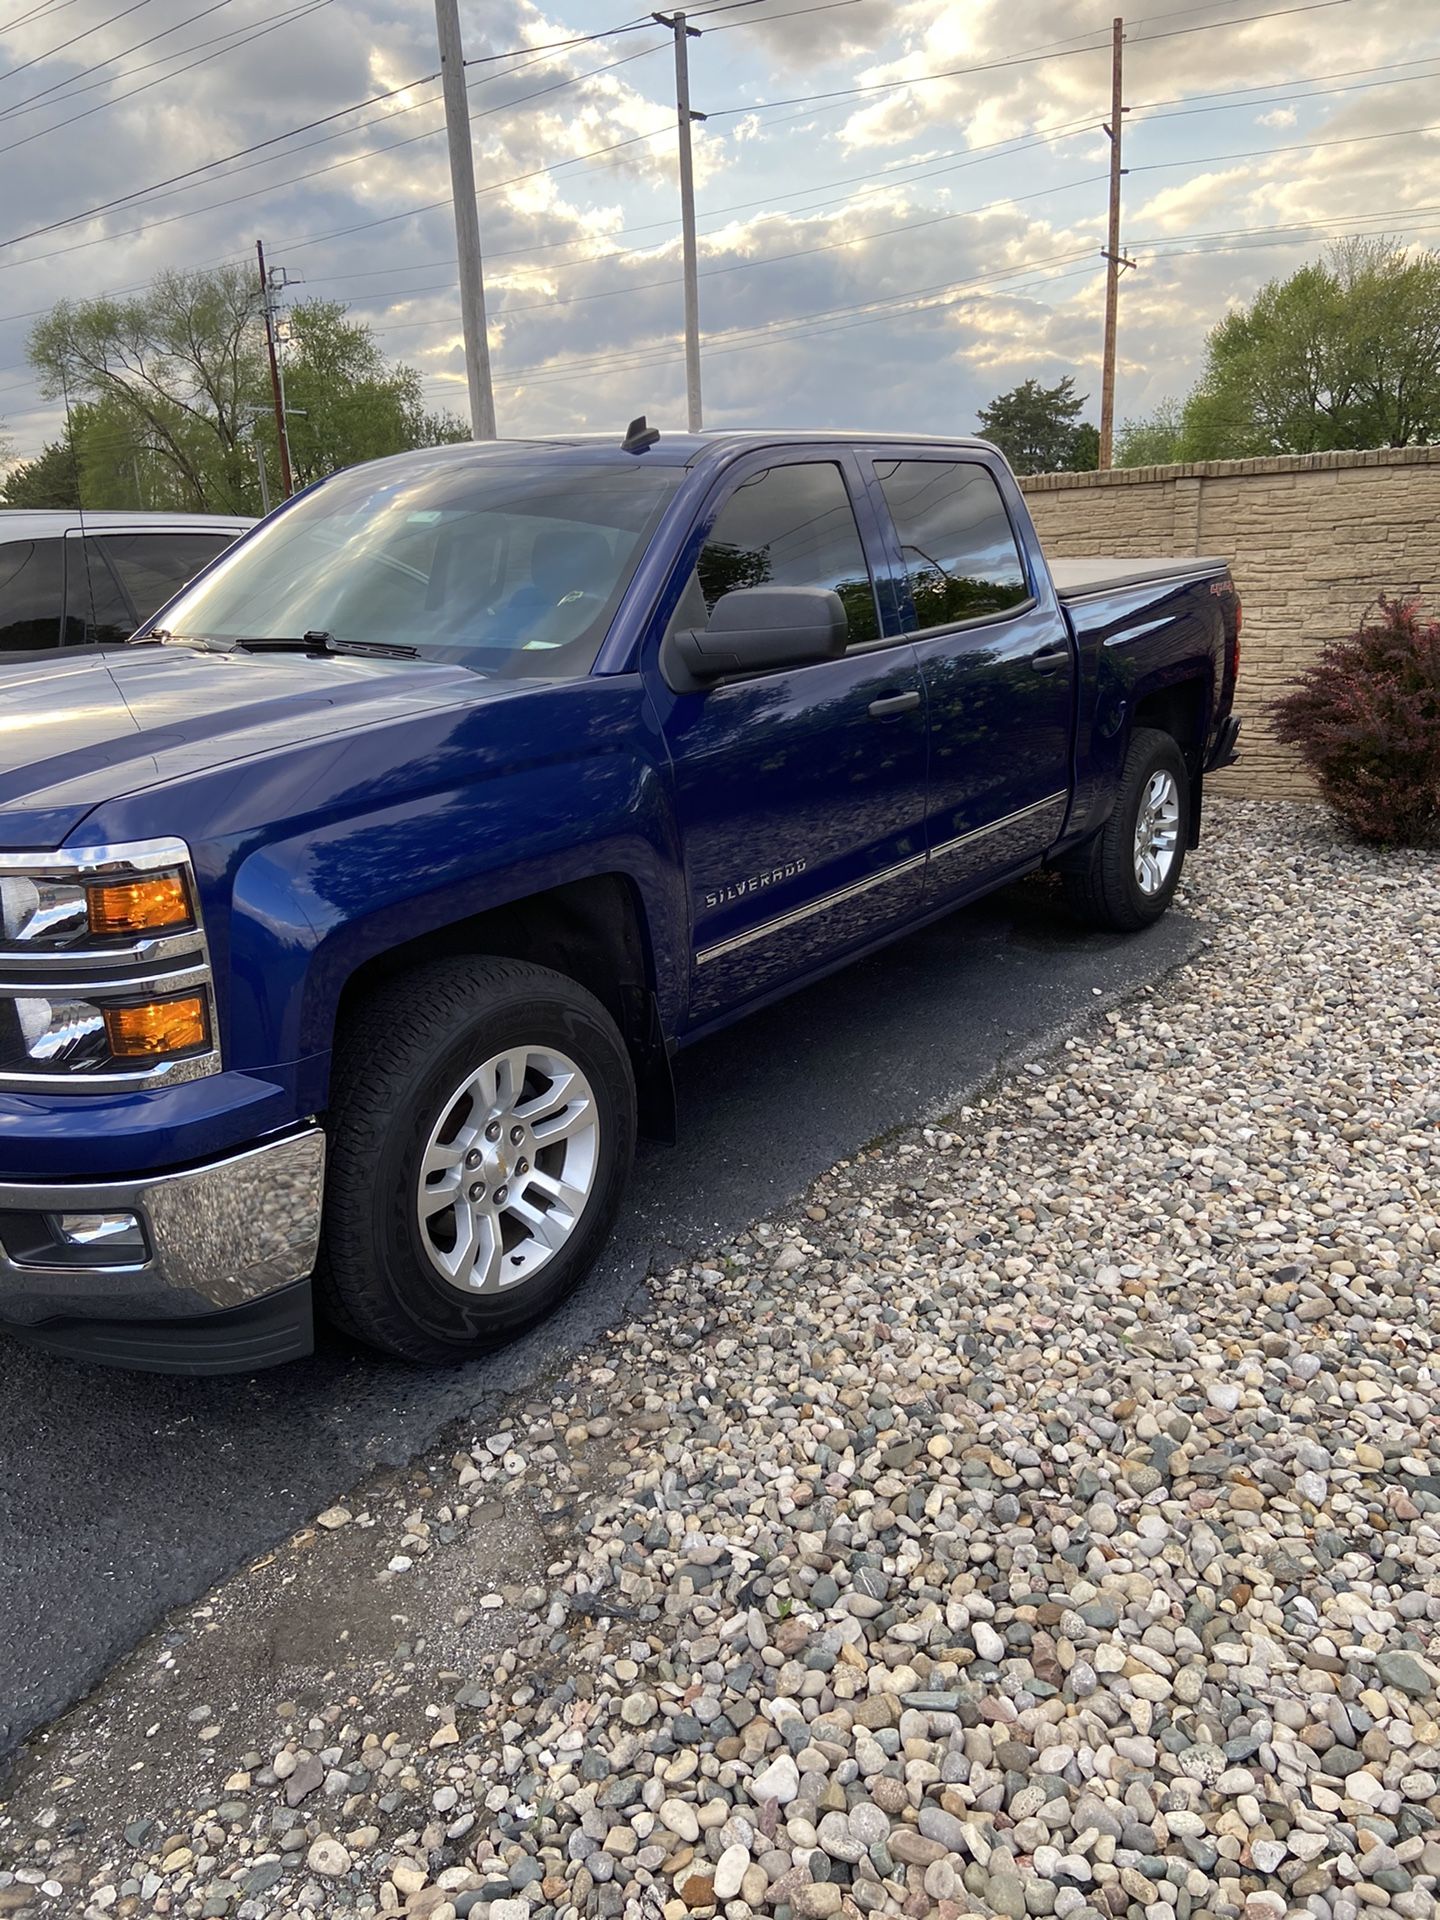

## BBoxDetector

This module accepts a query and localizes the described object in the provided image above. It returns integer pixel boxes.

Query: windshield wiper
[127,629,237,651]
[234,629,420,660]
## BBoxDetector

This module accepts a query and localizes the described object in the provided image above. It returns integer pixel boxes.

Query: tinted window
[876,460,1029,628]
[62,537,134,645]
[100,532,235,625]
[159,458,682,678]
[0,539,63,651]
[690,462,879,648]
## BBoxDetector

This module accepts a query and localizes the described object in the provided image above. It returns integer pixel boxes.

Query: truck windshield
[155,456,682,676]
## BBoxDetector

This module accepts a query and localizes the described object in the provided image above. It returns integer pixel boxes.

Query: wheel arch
[1129,673,1211,848]
[332,873,676,1140]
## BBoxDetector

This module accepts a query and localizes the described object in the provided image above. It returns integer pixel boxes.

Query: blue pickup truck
[0,428,1239,1372]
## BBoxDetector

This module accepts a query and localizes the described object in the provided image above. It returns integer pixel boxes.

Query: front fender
[222,679,683,1081]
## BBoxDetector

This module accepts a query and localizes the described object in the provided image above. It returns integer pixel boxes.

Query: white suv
[0,511,254,653]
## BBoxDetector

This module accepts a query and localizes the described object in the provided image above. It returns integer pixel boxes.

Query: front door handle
[868,689,922,718]
[1030,644,1070,674]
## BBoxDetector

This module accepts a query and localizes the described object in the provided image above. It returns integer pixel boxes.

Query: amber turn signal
[103,994,209,1058]
[86,873,192,938]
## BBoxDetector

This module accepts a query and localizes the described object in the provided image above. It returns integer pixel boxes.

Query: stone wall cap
[1018,444,1440,491]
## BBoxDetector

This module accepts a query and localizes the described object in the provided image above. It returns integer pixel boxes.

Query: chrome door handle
[868,689,921,718]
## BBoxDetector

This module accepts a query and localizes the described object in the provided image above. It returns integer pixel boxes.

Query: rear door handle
[868,689,922,718]
[1030,644,1070,674]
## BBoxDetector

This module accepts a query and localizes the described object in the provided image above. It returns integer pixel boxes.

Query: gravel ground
[2,796,1437,1920]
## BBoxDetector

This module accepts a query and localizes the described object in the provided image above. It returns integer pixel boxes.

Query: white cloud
[1,0,1439,459]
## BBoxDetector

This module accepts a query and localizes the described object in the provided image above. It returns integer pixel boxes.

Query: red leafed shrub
[1271,594,1440,845]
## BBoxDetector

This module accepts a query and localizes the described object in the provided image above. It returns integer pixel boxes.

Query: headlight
[0,840,219,1089]
[3,988,211,1076]
[0,861,194,951]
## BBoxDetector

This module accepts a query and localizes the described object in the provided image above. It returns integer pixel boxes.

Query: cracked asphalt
[0,875,1200,1763]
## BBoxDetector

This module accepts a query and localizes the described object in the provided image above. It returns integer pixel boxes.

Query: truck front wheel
[317,957,636,1363]
[1063,727,1190,932]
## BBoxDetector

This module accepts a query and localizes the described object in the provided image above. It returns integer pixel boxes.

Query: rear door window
[875,459,1030,628]
[99,531,236,627]
[62,536,135,645]
[0,539,64,651]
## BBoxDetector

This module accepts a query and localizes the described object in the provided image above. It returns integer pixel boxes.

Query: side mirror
[668,584,849,687]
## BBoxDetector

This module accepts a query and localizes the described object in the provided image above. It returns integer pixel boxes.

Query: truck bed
[1049,555,1228,600]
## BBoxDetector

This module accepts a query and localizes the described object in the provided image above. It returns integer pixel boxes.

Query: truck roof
[330,430,1004,477]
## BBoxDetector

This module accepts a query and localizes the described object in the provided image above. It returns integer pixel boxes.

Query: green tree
[25,272,469,512]
[1,433,82,508]
[976,375,1098,474]
[1115,397,1187,467]
[1068,421,1100,472]
[281,301,465,488]
[29,265,266,510]
[1179,239,1440,457]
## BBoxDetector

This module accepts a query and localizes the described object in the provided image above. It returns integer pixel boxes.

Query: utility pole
[655,9,704,431]
[434,0,497,439]
[1098,16,1133,470]
[256,238,295,497]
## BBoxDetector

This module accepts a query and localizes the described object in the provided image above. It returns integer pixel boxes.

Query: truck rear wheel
[317,957,636,1364]
[1063,727,1189,932]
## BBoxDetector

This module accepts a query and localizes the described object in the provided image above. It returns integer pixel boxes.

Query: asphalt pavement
[0,882,1200,1761]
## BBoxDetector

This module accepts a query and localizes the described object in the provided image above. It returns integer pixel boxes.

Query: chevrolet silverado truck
[0,427,1240,1372]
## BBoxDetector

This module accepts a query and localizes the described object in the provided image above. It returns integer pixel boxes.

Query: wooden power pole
[434,0,497,439]
[1098,16,1131,470]
[256,239,294,499]
[655,9,704,431]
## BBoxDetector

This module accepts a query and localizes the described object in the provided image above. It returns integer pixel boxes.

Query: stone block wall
[1019,447,1440,797]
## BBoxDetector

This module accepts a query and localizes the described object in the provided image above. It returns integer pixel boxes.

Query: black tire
[1063,727,1190,932]
[316,956,636,1364]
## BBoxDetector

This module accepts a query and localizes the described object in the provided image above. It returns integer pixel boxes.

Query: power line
[0,0,657,159]
[459,14,654,69]
[497,202,1440,393]
[305,41,1397,305]
[697,0,1356,123]
[0,0,860,219]
[264,0,1368,258]
[0,0,153,83]
[0,0,1224,252]
[13,206,1440,435]
[295,72,1440,329]
[703,0,863,31]
[267,125,672,258]
[0,0,237,119]
[9,191,1435,393]
[482,250,1104,389]
[0,0,1354,268]
[1129,119,1440,179]
[3,0,81,33]
[364,171,1108,334]
[1128,54,1440,123]
[0,35,670,248]
[0,0,332,156]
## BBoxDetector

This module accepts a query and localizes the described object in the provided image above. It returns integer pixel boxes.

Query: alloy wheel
[415,1045,599,1293]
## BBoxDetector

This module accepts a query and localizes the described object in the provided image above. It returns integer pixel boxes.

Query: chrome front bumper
[0,1128,325,1327]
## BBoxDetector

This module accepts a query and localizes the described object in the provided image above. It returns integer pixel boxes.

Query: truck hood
[0,645,503,849]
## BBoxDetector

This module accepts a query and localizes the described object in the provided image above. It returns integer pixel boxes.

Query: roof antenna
[621,414,660,454]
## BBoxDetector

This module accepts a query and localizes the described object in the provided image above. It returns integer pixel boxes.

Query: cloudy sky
[0,0,1437,460]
